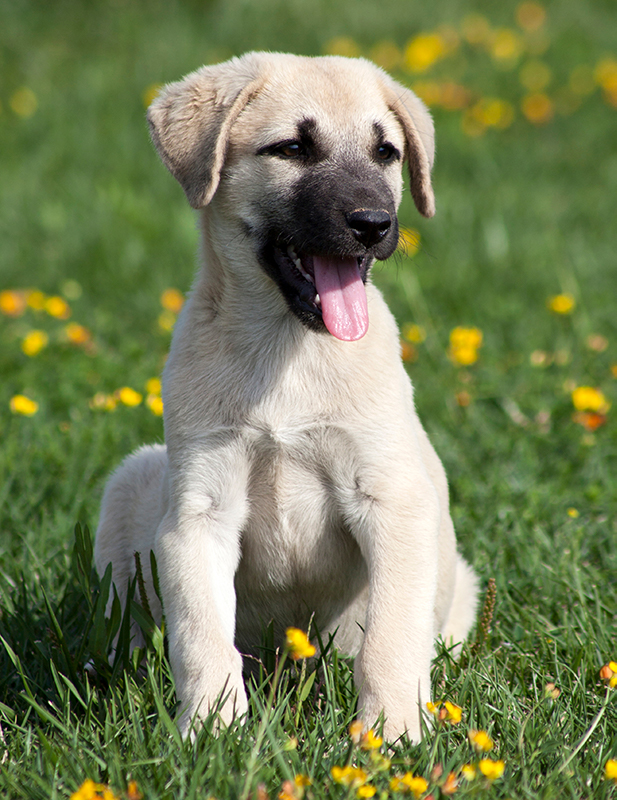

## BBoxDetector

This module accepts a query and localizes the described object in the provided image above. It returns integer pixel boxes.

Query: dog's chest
[234,423,367,626]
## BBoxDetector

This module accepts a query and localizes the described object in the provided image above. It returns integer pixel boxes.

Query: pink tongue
[312,256,368,341]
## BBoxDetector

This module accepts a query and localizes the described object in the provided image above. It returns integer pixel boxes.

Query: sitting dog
[94,51,478,742]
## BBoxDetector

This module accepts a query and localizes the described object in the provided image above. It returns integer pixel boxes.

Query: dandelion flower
[285,627,316,660]
[10,87,38,118]
[360,729,383,749]
[10,394,39,416]
[331,766,367,787]
[324,37,361,58]
[444,701,462,723]
[26,290,47,310]
[516,2,546,32]
[349,720,364,743]
[90,393,117,412]
[441,772,458,795]
[390,773,428,796]
[605,759,617,782]
[0,289,27,317]
[117,387,143,407]
[65,323,91,345]
[146,394,164,416]
[145,377,162,395]
[158,309,176,332]
[547,293,575,314]
[21,330,49,356]
[478,759,505,781]
[469,729,494,752]
[522,93,554,124]
[45,295,71,319]
[405,33,447,73]
[403,323,426,343]
[127,781,143,800]
[572,386,610,413]
[160,288,184,313]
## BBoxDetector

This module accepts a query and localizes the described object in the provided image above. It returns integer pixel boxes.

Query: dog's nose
[346,209,391,248]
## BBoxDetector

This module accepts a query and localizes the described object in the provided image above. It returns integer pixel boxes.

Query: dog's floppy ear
[147,55,265,208]
[379,76,436,218]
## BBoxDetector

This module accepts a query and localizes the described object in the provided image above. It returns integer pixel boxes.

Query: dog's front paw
[174,648,248,738]
[356,658,431,744]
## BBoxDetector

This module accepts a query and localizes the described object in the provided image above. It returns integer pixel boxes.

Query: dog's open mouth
[264,241,371,341]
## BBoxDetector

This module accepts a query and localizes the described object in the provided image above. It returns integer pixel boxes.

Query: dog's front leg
[155,439,250,735]
[349,466,440,743]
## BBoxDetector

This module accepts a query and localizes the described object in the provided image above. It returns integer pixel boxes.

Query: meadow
[0,0,616,797]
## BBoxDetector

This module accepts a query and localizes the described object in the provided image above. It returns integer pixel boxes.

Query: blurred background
[0,0,616,570]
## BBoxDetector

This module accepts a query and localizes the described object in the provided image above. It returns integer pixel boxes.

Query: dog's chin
[259,239,372,332]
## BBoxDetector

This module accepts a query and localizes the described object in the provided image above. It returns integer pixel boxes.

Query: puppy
[95,51,478,742]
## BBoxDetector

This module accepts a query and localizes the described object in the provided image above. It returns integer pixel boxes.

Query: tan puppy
[95,51,478,742]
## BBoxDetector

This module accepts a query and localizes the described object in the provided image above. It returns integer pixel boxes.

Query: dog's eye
[276,142,304,158]
[376,143,398,162]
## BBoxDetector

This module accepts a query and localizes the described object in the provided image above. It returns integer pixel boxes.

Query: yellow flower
[478,759,505,781]
[285,627,316,660]
[405,33,447,73]
[294,775,311,788]
[547,293,575,314]
[403,323,426,344]
[567,508,579,518]
[349,720,364,743]
[10,394,39,416]
[390,773,428,796]
[571,387,610,413]
[360,729,383,749]
[331,765,367,786]
[426,700,440,716]
[70,779,120,800]
[522,93,554,124]
[160,288,185,313]
[461,14,492,46]
[441,772,458,795]
[469,729,494,752]
[90,393,117,412]
[158,309,176,332]
[369,40,401,71]
[145,377,162,395]
[490,29,523,63]
[323,37,361,58]
[357,786,376,798]
[594,59,617,93]
[0,289,27,317]
[461,764,476,781]
[398,227,421,256]
[516,2,546,32]
[605,759,617,782]
[116,387,143,407]
[65,323,92,345]
[26,289,47,310]
[10,87,38,118]
[444,701,462,723]
[127,781,143,800]
[45,295,71,319]
[21,330,49,356]
[450,326,483,349]
[146,394,164,416]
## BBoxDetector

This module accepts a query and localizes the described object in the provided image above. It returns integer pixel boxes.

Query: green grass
[1,0,616,797]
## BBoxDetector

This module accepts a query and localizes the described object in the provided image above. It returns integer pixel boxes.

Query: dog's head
[148,52,435,341]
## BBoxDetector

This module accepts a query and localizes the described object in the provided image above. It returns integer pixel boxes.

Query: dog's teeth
[287,245,297,260]
[315,293,321,307]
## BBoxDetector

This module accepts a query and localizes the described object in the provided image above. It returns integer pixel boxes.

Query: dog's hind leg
[95,444,168,649]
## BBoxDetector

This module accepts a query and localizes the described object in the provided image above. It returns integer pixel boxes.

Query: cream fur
[95,51,478,743]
